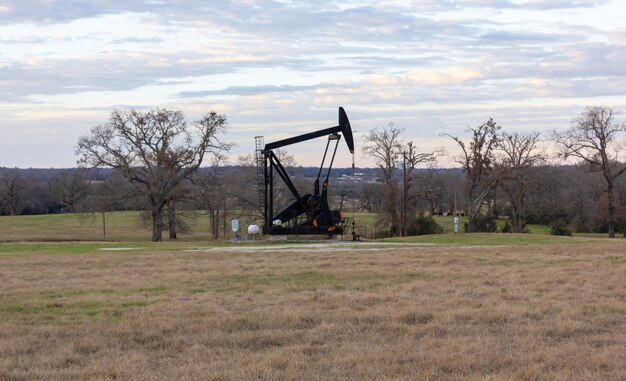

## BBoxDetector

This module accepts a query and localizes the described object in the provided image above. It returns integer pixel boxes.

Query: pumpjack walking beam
[258,107,355,236]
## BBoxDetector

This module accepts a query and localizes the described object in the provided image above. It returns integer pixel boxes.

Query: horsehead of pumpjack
[257,107,355,236]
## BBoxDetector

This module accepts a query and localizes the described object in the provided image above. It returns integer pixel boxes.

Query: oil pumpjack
[255,107,355,236]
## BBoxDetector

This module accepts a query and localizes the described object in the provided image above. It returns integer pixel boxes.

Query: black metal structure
[256,107,355,236]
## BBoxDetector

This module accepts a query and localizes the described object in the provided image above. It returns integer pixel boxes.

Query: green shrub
[375,226,393,239]
[409,213,443,236]
[500,221,513,233]
[464,215,498,233]
[550,220,572,237]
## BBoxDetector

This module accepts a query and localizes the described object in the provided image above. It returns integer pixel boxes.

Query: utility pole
[402,151,408,237]
[454,191,457,214]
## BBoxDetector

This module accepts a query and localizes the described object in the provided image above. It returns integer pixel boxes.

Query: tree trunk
[388,183,400,236]
[8,191,18,216]
[152,207,164,242]
[467,196,474,233]
[428,200,435,216]
[513,216,525,233]
[168,201,177,240]
[211,209,219,240]
[510,199,524,233]
[222,199,227,240]
[513,217,525,233]
[607,180,616,239]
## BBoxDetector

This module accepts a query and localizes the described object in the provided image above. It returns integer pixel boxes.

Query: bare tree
[193,166,226,240]
[166,184,192,240]
[415,164,445,216]
[496,131,546,232]
[357,182,384,213]
[0,169,26,216]
[553,106,626,238]
[77,108,230,242]
[363,124,442,236]
[271,149,299,210]
[446,118,501,232]
[363,124,403,184]
[401,142,444,235]
[51,169,90,213]
[225,154,263,219]
[88,170,142,240]
[362,124,404,235]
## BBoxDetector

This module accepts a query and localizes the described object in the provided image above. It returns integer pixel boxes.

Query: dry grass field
[1,238,626,380]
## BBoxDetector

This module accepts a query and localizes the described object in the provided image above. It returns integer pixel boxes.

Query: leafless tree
[357,182,384,213]
[363,124,403,184]
[271,149,299,210]
[96,170,142,211]
[496,131,546,232]
[227,154,263,218]
[88,170,142,240]
[401,142,444,235]
[363,124,442,236]
[77,108,231,242]
[193,167,226,240]
[553,106,626,238]
[446,118,501,232]
[0,169,25,215]
[51,169,90,213]
[415,164,445,216]
[362,124,404,235]
[165,184,192,240]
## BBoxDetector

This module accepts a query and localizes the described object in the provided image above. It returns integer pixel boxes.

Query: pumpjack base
[265,226,344,236]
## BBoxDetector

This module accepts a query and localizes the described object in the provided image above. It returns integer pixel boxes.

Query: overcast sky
[1,0,625,168]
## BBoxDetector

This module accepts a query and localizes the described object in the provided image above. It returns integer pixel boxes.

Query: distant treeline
[1,165,624,236]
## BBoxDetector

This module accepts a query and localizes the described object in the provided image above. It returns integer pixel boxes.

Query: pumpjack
[255,107,355,236]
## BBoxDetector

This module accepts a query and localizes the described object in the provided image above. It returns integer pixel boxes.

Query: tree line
[363,106,626,238]
[1,106,625,241]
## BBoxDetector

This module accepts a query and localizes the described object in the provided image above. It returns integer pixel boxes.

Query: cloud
[512,0,610,10]
[478,31,560,42]
[179,84,326,97]
[405,67,484,85]
[1,0,626,168]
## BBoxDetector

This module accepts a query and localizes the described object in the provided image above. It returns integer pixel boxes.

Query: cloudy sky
[1,0,625,168]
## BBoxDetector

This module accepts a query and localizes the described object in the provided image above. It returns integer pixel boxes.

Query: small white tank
[247,224,260,235]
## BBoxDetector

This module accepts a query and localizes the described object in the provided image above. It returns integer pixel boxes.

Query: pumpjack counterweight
[257,107,355,237]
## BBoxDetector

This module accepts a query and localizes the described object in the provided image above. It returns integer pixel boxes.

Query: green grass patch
[1,284,164,323]
[604,255,625,264]
[201,270,431,294]
[207,271,341,292]
[0,241,229,256]
[119,301,151,308]
[586,305,626,316]
[0,300,108,322]
[526,224,551,234]
[0,242,148,256]
[188,287,208,294]
[1,294,156,323]
[0,210,232,242]
[138,285,170,294]
[384,233,599,246]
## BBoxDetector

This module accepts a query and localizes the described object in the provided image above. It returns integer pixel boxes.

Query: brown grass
[1,241,626,380]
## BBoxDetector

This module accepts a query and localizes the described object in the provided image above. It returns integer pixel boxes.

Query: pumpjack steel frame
[257,107,355,236]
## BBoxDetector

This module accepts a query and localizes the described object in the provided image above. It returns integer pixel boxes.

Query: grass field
[0,211,218,242]
[2,209,621,243]
[2,210,616,243]
[1,237,625,380]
